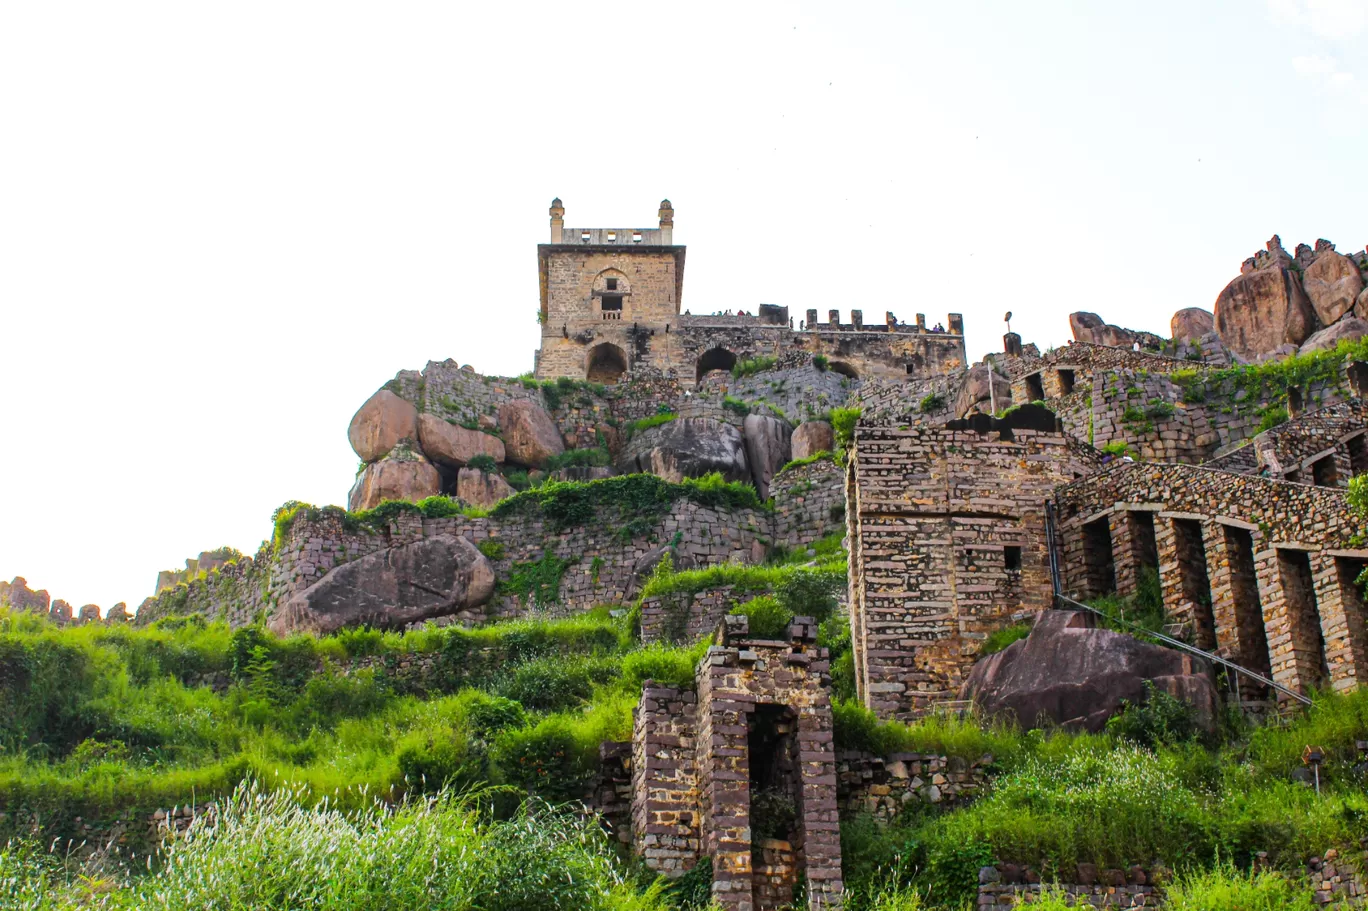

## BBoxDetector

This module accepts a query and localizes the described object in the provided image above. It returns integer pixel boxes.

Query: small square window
[606,278,618,291]
[632,232,643,243]
[1004,546,1022,571]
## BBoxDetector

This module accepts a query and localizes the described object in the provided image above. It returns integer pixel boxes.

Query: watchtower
[536,199,686,382]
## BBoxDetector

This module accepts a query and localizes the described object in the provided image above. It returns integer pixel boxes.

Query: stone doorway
[586,342,628,384]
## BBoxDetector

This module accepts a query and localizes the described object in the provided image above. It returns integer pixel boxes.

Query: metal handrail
[1043,501,1311,706]
[1052,591,1312,706]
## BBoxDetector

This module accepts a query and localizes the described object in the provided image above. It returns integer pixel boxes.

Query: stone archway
[829,360,859,379]
[696,347,738,384]
[586,342,628,384]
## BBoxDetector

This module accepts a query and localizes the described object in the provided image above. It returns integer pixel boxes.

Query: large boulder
[270,534,495,635]
[348,390,419,462]
[790,421,834,460]
[497,400,565,468]
[1068,312,1164,350]
[954,364,1011,417]
[1299,318,1368,354]
[742,414,792,499]
[417,414,505,468]
[348,456,441,511]
[961,610,1218,733]
[1359,286,1368,321]
[617,417,749,484]
[1170,308,1215,341]
[456,467,516,508]
[1213,266,1319,360]
[1303,251,1365,326]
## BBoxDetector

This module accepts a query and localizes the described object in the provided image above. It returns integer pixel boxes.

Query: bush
[813,354,829,371]
[732,355,777,378]
[466,453,498,473]
[831,407,861,449]
[918,393,945,413]
[1106,680,1203,748]
[979,622,1030,656]
[733,596,792,639]
[1100,440,1129,458]
[1258,405,1289,432]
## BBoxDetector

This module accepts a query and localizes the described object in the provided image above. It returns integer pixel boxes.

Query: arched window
[696,347,738,384]
[593,269,631,321]
[586,343,628,384]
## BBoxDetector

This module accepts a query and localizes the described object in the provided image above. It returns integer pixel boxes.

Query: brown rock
[1299,318,1368,354]
[1213,266,1319,359]
[791,421,835,460]
[1303,251,1364,326]
[1170,307,1215,341]
[0,577,50,614]
[1357,286,1368,321]
[270,534,495,635]
[417,414,505,468]
[742,413,792,499]
[348,390,419,462]
[617,417,749,484]
[348,456,441,511]
[78,604,101,622]
[954,364,1011,417]
[106,603,130,623]
[456,467,516,507]
[961,610,1219,733]
[497,400,565,468]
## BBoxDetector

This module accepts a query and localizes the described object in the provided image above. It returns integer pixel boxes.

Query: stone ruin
[631,614,842,911]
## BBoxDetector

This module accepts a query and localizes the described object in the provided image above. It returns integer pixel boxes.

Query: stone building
[534,199,967,384]
[845,407,1105,720]
[631,615,843,911]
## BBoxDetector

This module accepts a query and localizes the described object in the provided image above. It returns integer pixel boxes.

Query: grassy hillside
[5,537,1368,909]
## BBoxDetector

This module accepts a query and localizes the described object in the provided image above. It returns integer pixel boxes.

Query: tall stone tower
[535,199,686,382]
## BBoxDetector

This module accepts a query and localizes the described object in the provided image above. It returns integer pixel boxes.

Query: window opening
[1004,546,1022,571]
[606,278,618,291]
[1024,372,1045,402]
[1311,453,1339,488]
[1057,369,1076,395]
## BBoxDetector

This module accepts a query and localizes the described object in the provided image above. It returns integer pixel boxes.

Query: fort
[7,204,1368,910]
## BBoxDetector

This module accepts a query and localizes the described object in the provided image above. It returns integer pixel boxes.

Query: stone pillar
[1155,517,1185,626]
[549,197,565,243]
[915,313,927,332]
[1003,332,1022,357]
[1312,552,1368,693]
[1255,547,1326,697]
[796,708,844,909]
[1108,512,1137,598]
[828,310,840,328]
[850,309,862,329]
[658,199,674,245]
[699,681,753,909]
[1202,522,1271,697]
[806,309,818,330]
[948,314,963,334]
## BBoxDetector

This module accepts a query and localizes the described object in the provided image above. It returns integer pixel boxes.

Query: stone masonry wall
[850,422,1104,720]
[138,468,842,629]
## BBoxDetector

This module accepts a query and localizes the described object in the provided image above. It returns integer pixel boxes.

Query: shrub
[466,453,498,473]
[777,449,834,474]
[477,539,506,560]
[831,407,861,449]
[1258,405,1289,432]
[732,595,792,639]
[543,447,610,471]
[732,355,777,378]
[813,354,829,371]
[979,622,1030,656]
[1100,440,1129,458]
[1106,680,1203,748]
[918,393,945,413]
[627,412,676,436]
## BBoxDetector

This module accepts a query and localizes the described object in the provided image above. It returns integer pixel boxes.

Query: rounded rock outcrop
[1170,308,1215,341]
[348,390,419,463]
[1213,266,1319,360]
[790,421,834,460]
[348,456,441,511]
[497,400,565,469]
[1303,250,1365,326]
[617,416,749,484]
[417,414,506,468]
[456,467,516,508]
[742,413,792,500]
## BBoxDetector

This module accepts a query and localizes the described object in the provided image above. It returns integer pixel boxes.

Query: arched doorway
[829,360,859,379]
[696,347,738,385]
[586,343,628,384]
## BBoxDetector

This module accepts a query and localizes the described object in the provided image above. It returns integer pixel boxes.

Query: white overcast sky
[2,0,1366,611]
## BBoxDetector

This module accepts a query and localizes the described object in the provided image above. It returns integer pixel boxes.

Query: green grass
[979,622,1030,656]
[0,783,669,911]
[627,412,676,436]
[776,449,834,475]
[731,355,777,379]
